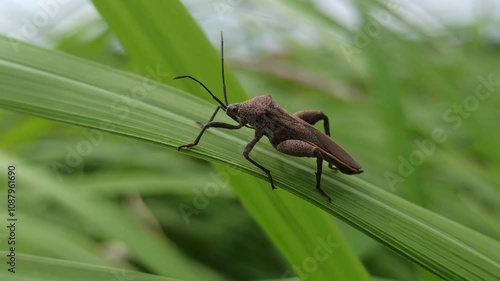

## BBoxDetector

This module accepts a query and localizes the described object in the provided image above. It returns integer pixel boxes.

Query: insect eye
[227,104,239,114]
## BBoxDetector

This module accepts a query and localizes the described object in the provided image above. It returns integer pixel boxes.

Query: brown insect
[176,33,363,201]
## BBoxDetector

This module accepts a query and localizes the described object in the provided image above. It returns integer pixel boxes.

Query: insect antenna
[174,32,230,110]
[173,75,227,110]
[221,31,228,106]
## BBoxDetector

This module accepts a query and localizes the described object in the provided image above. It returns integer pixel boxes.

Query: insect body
[176,34,363,201]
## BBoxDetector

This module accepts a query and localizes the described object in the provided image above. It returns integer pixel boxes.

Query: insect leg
[293,110,336,170]
[243,133,275,189]
[195,105,223,127]
[293,110,330,136]
[178,121,244,150]
[276,140,332,201]
[314,151,332,202]
[207,105,223,123]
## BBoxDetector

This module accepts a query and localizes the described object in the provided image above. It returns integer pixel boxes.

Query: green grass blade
[0,251,180,281]
[0,35,499,281]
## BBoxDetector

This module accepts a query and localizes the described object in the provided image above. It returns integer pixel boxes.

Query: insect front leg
[178,121,244,150]
[243,132,276,190]
[293,110,337,171]
[206,105,223,122]
[275,140,332,202]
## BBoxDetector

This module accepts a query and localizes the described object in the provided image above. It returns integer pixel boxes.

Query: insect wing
[304,128,363,174]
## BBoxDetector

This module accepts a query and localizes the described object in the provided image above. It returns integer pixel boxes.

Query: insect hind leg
[292,111,337,171]
[293,110,330,136]
[275,140,332,202]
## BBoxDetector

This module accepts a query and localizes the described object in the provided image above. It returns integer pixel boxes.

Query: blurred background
[1,0,500,280]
